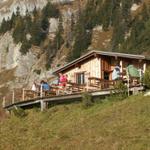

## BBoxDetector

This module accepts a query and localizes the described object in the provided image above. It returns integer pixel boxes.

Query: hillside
[0,95,150,150]
[0,0,149,99]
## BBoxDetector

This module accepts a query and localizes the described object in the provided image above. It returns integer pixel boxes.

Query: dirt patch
[0,86,9,121]
[0,109,7,121]
[0,68,16,85]
[91,27,113,50]
[0,86,9,98]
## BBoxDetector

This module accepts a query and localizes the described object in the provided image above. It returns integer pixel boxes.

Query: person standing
[112,64,121,80]
[31,81,37,92]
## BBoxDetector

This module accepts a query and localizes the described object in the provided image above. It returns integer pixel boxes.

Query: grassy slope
[0,95,150,150]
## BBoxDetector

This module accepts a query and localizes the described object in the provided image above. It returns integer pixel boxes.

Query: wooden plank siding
[62,56,101,84]
[59,54,148,87]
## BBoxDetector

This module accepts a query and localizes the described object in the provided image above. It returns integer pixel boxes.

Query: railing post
[143,63,146,73]
[2,97,6,108]
[40,85,43,98]
[12,90,15,104]
[56,88,59,95]
[40,100,47,111]
[22,88,25,101]
[127,71,130,96]
[86,82,89,92]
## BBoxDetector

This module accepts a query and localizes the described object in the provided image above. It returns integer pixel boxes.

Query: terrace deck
[3,86,144,112]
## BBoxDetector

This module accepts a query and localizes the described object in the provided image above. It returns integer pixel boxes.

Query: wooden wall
[63,57,101,84]
[61,55,148,83]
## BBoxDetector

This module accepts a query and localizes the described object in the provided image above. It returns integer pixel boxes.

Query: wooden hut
[53,50,150,90]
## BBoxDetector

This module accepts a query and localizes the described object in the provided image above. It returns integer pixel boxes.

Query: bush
[33,69,41,75]
[82,92,94,108]
[143,67,150,89]
[109,81,128,101]
[12,106,27,118]
[20,40,31,55]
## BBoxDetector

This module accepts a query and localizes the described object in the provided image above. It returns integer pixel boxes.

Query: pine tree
[121,0,132,24]
[54,15,64,50]
[0,18,7,34]
[33,6,38,18]
[20,39,32,55]
[9,12,16,29]
[30,18,43,46]
[141,3,149,22]
[133,0,141,4]
[111,1,121,26]
[42,2,59,18]
[68,13,91,61]
[13,16,25,43]
[102,0,113,31]
[66,13,75,48]
[16,6,21,17]
[24,9,32,34]
[41,16,49,32]
[83,0,97,29]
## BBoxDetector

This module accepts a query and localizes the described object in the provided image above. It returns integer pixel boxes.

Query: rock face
[0,0,80,99]
[0,32,35,76]
[0,0,75,23]
[0,0,76,93]
[0,32,43,90]
[0,0,48,23]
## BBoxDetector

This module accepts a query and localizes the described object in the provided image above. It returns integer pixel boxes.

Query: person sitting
[40,80,50,96]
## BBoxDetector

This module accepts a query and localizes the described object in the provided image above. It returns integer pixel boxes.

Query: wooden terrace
[2,78,144,112]
[3,50,149,112]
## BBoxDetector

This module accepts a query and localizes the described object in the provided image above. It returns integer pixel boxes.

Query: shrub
[20,40,31,55]
[109,81,128,101]
[33,69,41,75]
[12,106,27,118]
[143,67,150,89]
[82,92,94,108]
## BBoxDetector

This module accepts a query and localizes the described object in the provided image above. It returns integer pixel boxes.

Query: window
[104,71,109,80]
[76,72,85,84]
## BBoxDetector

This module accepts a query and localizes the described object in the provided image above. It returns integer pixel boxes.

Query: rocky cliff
[0,0,75,22]
[0,0,76,98]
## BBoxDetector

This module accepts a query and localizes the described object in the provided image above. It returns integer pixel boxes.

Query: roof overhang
[53,50,147,74]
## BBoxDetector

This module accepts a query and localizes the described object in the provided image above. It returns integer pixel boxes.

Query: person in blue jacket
[41,80,50,96]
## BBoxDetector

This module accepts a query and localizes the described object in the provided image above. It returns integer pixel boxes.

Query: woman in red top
[59,73,68,87]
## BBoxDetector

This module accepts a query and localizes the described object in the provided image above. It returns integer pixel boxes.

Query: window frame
[75,72,85,85]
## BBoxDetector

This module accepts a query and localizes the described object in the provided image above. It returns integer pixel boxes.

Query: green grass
[0,95,150,150]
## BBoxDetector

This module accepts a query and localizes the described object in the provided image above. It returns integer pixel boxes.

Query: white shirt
[31,84,36,91]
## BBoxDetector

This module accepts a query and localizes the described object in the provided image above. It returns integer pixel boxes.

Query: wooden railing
[2,76,142,108]
[88,77,116,90]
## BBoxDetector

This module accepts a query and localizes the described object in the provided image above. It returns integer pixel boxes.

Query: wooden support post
[40,85,43,98]
[132,87,139,95]
[22,88,25,101]
[127,71,130,96]
[139,69,142,86]
[56,88,60,95]
[143,63,146,73]
[86,82,89,92]
[120,60,123,73]
[12,90,15,104]
[40,100,47,111]
[2,97,6,108]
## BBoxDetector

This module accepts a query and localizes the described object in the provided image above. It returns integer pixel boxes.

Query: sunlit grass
[0,94,150,150]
